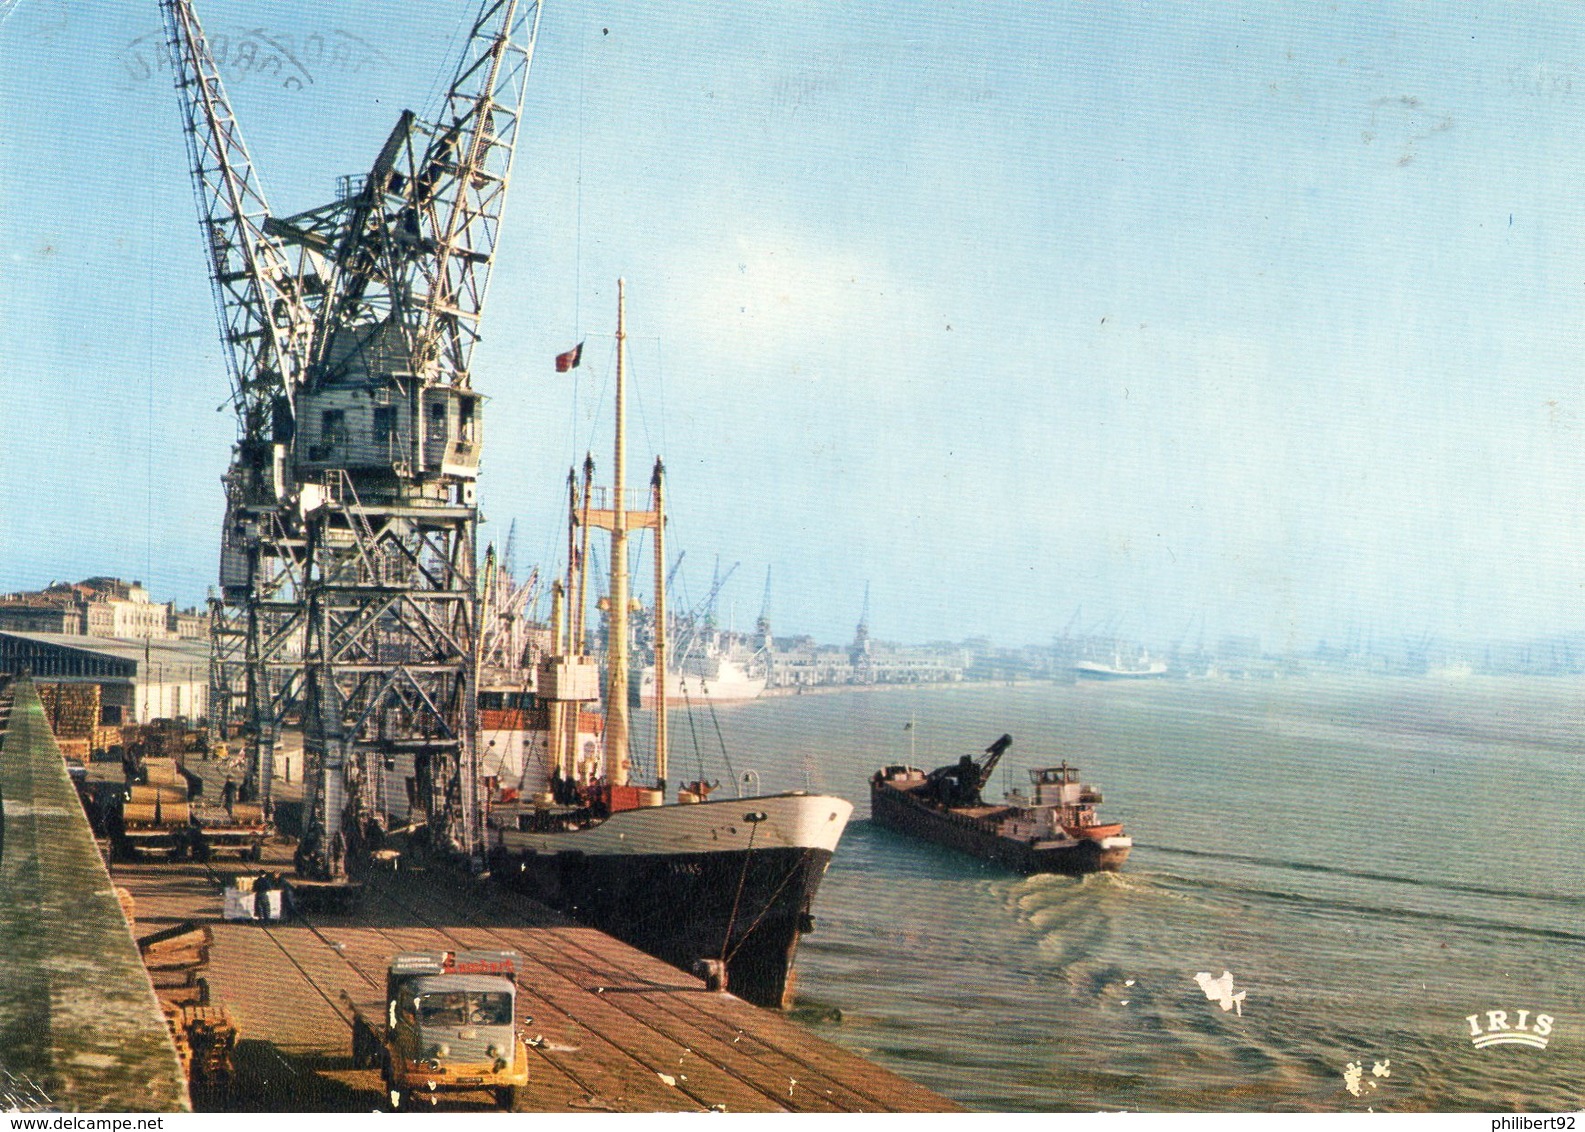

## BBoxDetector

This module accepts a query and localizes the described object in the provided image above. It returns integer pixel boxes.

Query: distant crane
[164,0,542,878]
[699,559,739,633]
[670,560,738,669]
[701,556,739,631]
[664,549,687,593]
[851,582,873,676]
[479,544,541,675]
[754,566,773,646]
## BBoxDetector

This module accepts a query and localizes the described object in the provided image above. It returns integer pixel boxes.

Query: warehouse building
[0,630,210,726]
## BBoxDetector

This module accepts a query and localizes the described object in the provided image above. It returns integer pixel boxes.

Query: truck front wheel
[495,1086,517,1110]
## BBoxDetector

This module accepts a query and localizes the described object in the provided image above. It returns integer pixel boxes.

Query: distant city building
[763,637,964,688]
[168,607,208,640]
[0,604,81,635]
[0,577,195,641]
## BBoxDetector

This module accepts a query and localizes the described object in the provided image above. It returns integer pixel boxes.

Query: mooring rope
[718,818,759,962]
[723,846,818,965]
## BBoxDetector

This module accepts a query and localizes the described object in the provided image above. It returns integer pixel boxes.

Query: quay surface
[0,679,188,1112]
[113,794,955,1112]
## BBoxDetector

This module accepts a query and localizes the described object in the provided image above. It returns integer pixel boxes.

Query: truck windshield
[415,990,513,1027]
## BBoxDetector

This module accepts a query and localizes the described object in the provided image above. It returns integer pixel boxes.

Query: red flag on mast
[555,342,584,372]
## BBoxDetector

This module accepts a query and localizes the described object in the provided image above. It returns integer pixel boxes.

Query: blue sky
[3,1,1585,651]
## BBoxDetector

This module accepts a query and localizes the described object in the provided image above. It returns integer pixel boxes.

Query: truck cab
[353,950,529,1109]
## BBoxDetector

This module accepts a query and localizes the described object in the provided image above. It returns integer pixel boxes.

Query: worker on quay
[252,872,273,922]
[222,776,236,813]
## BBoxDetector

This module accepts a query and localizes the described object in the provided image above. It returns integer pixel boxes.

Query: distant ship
[638,649,767,707]
[487,281,850,1010]
[871,734,1132,874]
[1074,655,1168,680]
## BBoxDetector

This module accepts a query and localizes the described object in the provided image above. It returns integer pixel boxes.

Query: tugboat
[870,734,1131,874]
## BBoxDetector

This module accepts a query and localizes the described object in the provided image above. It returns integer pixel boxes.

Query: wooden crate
[37,682,101,740]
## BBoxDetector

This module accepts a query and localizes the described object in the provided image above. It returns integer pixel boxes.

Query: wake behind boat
[487,281,850,1009]
[871,734,1131,874]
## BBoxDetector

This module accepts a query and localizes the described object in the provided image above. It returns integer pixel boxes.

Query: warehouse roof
[0,631,209,682]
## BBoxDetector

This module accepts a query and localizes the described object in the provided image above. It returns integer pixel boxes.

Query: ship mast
[583,279,666,798]
[606,280,633,786]
[651,457,668,790]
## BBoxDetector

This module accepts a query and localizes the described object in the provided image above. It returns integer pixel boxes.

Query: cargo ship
[487,282,850,1010]
[870,734,1131,874]
[638,647,767,707]
[1074,654,1168,680]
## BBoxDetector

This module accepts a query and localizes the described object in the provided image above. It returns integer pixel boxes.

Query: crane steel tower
[163,0,542,877]
[163,0,324,806]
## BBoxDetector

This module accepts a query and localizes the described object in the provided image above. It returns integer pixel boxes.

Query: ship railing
[582,486,656,514]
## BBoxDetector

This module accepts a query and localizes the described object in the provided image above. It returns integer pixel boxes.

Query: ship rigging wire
[723,848,818,966]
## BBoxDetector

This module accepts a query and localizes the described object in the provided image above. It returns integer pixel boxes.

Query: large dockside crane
[163,0,542,879]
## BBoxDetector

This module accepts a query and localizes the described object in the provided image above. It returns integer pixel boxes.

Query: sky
[3,1,1585,652]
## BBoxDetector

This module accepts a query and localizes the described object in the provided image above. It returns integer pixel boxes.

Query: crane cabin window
[373,406,396,447]
[321,409,347,450]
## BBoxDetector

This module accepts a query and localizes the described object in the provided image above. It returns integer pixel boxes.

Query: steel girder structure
[285,0,539,874]
[163,0,321,805]
[164,0,542,873]
[295,481,479,878]
[208,498,307,800]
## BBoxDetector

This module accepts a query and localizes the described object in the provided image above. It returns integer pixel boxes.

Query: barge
[871,735,1131,874]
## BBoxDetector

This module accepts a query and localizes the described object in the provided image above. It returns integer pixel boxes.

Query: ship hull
[491,793,851,1010]
[870,781,1129,875]
[637,664,766,708]
[1074,662,1168,680]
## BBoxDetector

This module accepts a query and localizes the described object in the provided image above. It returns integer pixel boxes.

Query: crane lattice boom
[164,0,544,877]
[162,0,320,474]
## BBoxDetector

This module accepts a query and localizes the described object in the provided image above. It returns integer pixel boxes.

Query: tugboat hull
[870,781,1130,875]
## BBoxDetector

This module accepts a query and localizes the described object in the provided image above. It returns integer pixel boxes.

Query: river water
[669,676,1585,1112]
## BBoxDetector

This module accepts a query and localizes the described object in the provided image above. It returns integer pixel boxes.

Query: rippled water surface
[671,677,1585,1111]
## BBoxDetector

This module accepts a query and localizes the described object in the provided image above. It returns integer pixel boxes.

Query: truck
[348,950,529,1110]
[190,800,268,861]
[111,781,191,860]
